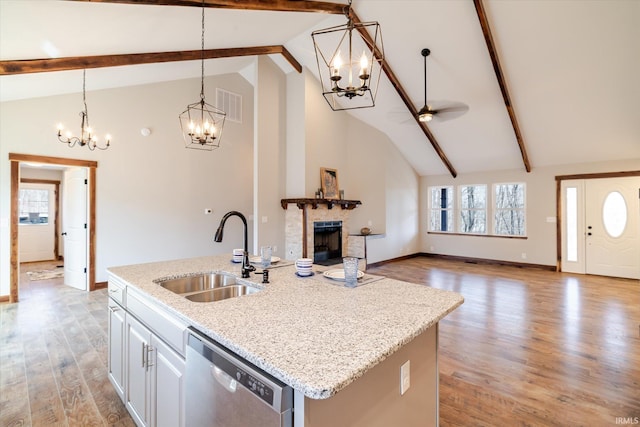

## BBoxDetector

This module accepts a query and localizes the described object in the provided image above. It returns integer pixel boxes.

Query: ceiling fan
[416,48,469,123]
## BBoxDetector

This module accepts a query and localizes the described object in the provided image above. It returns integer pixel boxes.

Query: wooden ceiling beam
[351,11,458,178]
[68,0,346,14]
[0,45,302,75]
[474,0,531,173]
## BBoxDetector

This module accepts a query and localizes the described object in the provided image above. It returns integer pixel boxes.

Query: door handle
[587,232,592,236]
[61,232,67,236]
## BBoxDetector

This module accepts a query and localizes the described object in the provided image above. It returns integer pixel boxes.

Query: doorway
[558,171,640,279]
[9,153,98,303]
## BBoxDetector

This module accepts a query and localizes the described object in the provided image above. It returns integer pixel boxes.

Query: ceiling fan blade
[431,101,469,121]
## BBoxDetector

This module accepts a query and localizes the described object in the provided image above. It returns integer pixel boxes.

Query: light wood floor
[368,257,640,426]
[0,261,133,426]
[2,258,638,426]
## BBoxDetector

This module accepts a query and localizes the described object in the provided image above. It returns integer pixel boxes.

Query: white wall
[301,72,421,264]
[421,158,640,267]
[0,73,254,292]
[254,56,287,257]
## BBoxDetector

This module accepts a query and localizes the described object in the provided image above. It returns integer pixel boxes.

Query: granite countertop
[107,255,464,399]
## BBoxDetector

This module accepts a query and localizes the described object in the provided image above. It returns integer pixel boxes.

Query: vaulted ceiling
[1,0,638,176]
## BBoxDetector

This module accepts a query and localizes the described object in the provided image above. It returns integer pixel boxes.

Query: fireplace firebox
[313,221,342,265]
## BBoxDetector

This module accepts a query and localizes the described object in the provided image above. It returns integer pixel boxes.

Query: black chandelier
[57,69,110,151]
[311,0,384,111]
[179,2,226,150]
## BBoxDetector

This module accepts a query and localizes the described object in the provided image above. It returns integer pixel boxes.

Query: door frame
[9,153,98,303]
[555,169,640,273]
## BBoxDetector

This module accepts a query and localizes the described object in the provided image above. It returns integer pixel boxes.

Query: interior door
[585,177,640,279]
[63,167,88,290]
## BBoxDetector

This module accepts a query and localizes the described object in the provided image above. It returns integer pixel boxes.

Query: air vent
[216,88,242,123]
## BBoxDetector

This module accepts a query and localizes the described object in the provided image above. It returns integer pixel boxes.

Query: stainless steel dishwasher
[186,328,293,427]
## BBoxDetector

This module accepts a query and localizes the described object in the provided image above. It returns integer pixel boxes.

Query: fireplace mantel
[281,198,361,210]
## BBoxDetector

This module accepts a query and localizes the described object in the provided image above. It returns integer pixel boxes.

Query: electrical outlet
[367,220,373,226]
[272,245,277,253]
[400,360,410,395]
[521,252,527,259]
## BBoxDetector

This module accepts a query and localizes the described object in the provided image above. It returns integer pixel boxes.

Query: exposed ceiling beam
[474,0,532,173]
[69,0,346,14]
[0,45,302,75]
[351,11,457,178]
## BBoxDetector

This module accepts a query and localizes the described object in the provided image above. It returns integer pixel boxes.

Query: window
[459,185,486,234]
[429,186,453,232]
[19,188,49,224]
[494,183,525,236]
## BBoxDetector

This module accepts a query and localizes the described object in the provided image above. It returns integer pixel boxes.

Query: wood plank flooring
[2,257,638,426]
[0,261,133,427]
[368,257,640,426]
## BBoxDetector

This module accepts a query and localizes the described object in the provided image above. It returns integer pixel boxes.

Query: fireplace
[313,221,342,265]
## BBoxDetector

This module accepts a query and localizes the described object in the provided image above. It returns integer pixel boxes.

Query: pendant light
[179,1,226,150]
[56,69,111,151]
[311,0,384,111]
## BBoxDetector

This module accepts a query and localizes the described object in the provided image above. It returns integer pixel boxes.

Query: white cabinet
[108,284,185,427]
[108,299,126,401]
[126,314,153,427]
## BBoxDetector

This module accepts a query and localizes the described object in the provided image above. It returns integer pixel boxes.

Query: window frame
[458,184,487,234]
[493,182,526,237]
[428,186,454,232]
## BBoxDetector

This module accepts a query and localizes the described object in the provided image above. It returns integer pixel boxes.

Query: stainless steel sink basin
[155,273,260,302]
[185,285,260,302]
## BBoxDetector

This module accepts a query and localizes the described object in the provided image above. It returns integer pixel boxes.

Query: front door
[585,177,639,279]
[562,176,640,279]
[63,167,88,290]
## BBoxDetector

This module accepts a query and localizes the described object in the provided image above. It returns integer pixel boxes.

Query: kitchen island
[107,255,463,426]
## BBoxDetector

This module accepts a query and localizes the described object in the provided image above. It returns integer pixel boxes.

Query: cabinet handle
[142,342,146,368]
[109,289,118,293]
[109,305,120,312]
[146,346,154,370]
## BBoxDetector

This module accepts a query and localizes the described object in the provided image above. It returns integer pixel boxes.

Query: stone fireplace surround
[281,198,362,262]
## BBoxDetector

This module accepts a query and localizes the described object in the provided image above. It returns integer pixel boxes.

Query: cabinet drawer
[127,288,187,356]
[108,278,126,306]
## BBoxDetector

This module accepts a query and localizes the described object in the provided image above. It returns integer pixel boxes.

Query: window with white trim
[494,183,526,236]
[459,184,486,234]
[428,186,453,232]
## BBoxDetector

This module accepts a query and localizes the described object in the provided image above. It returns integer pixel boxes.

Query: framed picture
[320,167,339,199]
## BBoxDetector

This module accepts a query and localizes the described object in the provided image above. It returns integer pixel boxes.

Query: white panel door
[63,167,88,290]
[585,177,640,279]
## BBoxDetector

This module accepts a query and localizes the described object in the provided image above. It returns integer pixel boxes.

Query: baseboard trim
[418,253,556,271]
[0,295,9,303]
[368,253,555,271]
[95,281,107,290]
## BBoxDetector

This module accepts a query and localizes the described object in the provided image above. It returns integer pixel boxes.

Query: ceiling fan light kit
[418,48,469,123]
[311,0,384,111]
[179,1,226,151]
[56,69,111,151]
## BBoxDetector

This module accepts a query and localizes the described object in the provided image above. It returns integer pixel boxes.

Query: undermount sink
[155,273,260,302]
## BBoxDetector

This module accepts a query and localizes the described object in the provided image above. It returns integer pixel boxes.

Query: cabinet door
[108,300,126,402]
[126,315,152,427]
[152,336,186,427]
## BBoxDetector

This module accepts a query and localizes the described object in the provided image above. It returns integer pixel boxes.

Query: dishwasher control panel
[234,368,275,405]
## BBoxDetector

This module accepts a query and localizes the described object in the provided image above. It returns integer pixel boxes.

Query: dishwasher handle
[212,365,238,393]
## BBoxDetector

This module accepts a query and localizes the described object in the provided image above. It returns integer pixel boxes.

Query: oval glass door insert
[602,191,627,238]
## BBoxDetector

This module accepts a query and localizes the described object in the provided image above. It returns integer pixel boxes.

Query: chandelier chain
[200,2,205,100]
